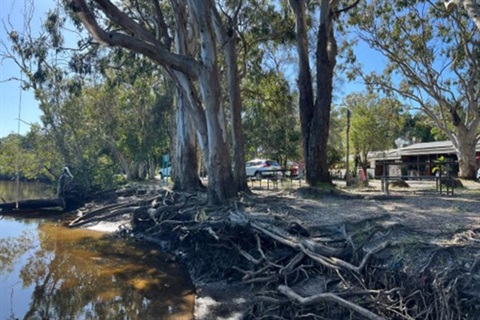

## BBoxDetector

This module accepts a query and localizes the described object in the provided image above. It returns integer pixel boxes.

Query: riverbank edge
[86,219,250,320]
[79,181,480,319]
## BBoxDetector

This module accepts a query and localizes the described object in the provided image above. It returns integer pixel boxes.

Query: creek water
[0,181,194,320]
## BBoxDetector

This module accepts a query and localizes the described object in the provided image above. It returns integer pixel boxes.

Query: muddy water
[0,181,194,320]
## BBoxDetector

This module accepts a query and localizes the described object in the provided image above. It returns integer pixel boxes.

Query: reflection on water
[0,218,194,320]
[0,180,56,203]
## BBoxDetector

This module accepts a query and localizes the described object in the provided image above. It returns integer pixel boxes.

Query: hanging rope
[15,77,22,209]
[14,0,28,209]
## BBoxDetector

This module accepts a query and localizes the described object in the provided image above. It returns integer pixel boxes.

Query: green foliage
[343,92,404,165]
[345,0,480,178]
[2,3,173,192]
[243,70,301,164]
[0,133,54,181]
[399,113,437,143]
[432,156,447,173]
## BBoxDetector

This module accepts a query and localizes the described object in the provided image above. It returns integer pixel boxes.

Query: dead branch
[69,206,142,228]
[251,221,343,257]
[232,241,263,265]
[241,264,273,281]
[278,285,385,320]
[280,252,305,275]
[244,275,277,284]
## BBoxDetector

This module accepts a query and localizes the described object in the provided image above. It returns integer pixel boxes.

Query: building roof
[368,149,401,161]
[400,141,458,156]
[369,140,480,160]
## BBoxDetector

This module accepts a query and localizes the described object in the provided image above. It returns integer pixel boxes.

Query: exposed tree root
[67,187,480,319]
[277,285,385,320]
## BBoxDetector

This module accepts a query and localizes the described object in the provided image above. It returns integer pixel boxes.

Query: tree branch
[71,0,200,78]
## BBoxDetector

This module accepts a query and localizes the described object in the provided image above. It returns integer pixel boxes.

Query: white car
[245,159,282,179]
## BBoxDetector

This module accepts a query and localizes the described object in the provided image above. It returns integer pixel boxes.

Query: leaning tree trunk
[173,92,203,191]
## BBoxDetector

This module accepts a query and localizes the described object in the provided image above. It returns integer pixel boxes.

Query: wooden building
[368,140,480,178]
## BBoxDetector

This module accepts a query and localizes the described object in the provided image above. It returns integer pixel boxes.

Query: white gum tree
[69,0,239,204]
[349,0,480,179]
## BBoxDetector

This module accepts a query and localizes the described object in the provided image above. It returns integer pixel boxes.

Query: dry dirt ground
[193,178,480,319]
[252,179,480,240]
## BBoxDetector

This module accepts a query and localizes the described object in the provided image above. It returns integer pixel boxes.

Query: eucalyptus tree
[212,2,248,193]
[69,0,254,204]
[0,6,106,192]
[348,0,480,179]
[288,0,360,186]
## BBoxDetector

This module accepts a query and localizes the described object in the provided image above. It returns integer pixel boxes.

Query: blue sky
[0,0,55,138]
[0,1,383,139]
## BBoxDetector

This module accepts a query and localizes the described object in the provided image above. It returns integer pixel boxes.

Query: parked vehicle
[159,166,172,179]
[286,161,299,177]
[245,159,282,179]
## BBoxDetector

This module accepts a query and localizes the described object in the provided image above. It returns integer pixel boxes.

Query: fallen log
[0,198,63,213]
[68,206,142,228]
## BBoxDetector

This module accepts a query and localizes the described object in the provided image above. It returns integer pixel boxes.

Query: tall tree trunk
[189,0,236,204]
[147,157,156,180]
[455,126,478,179]
[289,0,315,182]
[290,0,333,186]
[212,8,249,193]
[226,40,249,193]
[173,92,203,190]
[311,9,335,184]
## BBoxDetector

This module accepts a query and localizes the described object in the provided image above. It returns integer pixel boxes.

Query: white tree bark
[188,0,236,203]
[445,0,480,31]
[71,0,238,202]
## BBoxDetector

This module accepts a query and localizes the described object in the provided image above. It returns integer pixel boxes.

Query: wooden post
[346,109,351,179]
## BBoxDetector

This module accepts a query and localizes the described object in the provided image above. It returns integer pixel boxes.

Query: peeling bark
[173,92,203,191]
[70,0,239,203]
